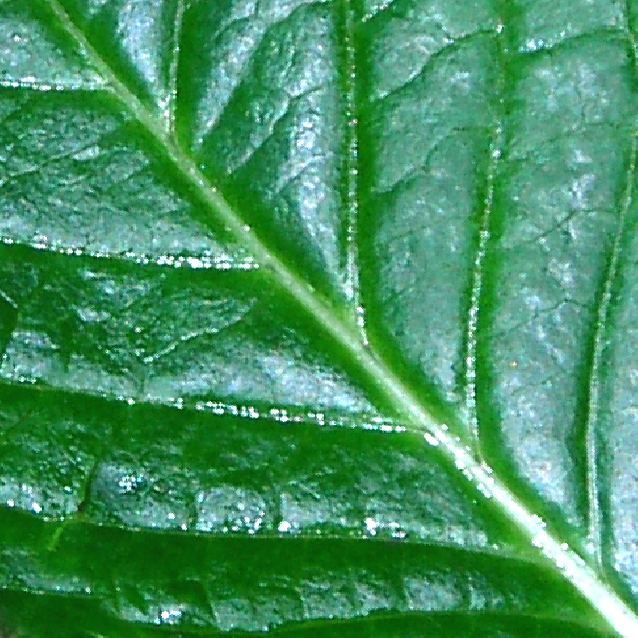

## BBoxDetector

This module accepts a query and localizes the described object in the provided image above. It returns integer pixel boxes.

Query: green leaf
[1,0,638,636]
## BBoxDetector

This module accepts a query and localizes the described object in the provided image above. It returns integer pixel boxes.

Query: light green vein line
[0,589,614,638]
[42,2,638,636]
[585,135,637,566]
[464,32,504,442]
[166,0,186,134]
[338,0,365,340]
[464,134,499,442]
[583,3,638,566]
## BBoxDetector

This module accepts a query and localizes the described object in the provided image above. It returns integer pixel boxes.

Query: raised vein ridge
[581,1,638,570]
[463,18,506,443]
[166,0,185,134]
[584,133,637,566]
[40,1,638,635]
[338,0,365,339]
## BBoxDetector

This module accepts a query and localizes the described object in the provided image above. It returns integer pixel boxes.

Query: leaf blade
[2,1,638,636]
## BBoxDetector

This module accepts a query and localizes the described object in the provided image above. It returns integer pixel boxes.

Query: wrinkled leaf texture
[1,0,638,637]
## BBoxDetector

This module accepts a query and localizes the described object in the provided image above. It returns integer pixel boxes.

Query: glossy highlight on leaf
[1,0,638,636]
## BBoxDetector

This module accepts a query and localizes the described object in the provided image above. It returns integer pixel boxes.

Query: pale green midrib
[41,2,638,637]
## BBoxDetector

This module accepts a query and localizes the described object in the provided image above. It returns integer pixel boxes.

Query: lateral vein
[582,4,638,566]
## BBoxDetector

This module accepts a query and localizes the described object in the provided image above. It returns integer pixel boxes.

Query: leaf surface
[1,0,638,636]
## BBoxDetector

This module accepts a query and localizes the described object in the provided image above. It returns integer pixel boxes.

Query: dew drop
[364,517,379,536]
[424,432,439,447]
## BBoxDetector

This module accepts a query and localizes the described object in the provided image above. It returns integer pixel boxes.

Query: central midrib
[43,1,638,636]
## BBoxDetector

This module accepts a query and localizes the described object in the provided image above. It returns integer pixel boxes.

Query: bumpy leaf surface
[1,0,638,636]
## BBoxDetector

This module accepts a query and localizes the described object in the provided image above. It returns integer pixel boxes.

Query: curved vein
[583,4,638,567]
[584,136,637,565]
[463,21,506,441]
